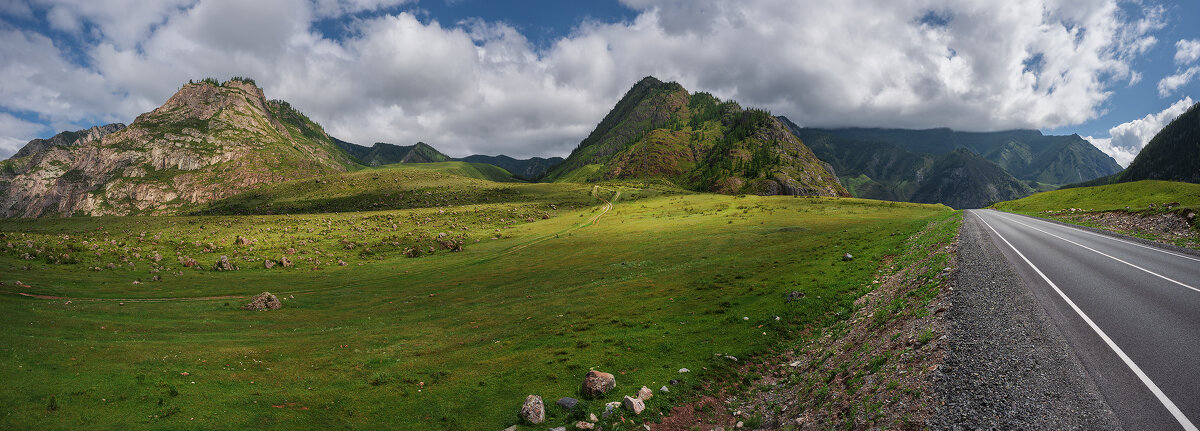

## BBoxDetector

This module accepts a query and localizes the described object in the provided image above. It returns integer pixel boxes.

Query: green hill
[993,180,1200,213]
[1119,102,1200,184]
[544,77,848,197]
[454,155,563,180]
[0,78,357,217]
[333,139,451,166]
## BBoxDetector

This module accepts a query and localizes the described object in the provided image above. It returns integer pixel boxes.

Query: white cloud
[0,0,1174,159]
[1175,39,1200,65]
[1158,66,1199,97]
[0,113,50,156]
[1084,97,1193,166]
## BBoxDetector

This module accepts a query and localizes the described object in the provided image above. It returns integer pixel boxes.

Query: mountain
[1119,101,1200,184]
[0,78,356,217]
[454,155,563,180]
[803,127,1121,186]
[333,139,451,166]
[781,119,1118,208]
[910,149,1034,209]
[544,77,847,197]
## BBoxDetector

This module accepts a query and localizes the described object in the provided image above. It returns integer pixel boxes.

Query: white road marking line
[993,210,1200,263]
[975,211,1198,431]
[987,211,1200,294]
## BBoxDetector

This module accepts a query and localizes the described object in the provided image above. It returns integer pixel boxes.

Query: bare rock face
[581,370,616,399]
[0,78,355,218]
[518,394,545,424]
[243,292,282,311]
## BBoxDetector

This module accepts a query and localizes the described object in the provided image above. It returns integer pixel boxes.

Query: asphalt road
[969,209,1200,431]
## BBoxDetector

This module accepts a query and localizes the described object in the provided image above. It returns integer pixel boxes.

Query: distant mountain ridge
[0,78,356,217]
[333,139,451,166]
[453,155,563,180]
[781,118,1121,208]
[544,77,848,197]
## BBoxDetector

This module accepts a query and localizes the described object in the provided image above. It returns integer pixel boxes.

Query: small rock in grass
[602,401,620,419]
[785,291,805,302]
[549,427,566,431]
[502,426,516,431]
[622,395,645,415]
[842,253,854,261]
[678,368,689,373]
[637,386,653,400]
[576,421,595,430]
[581,370,616,399]
[556,397,578,410]
[590,413,598,422]
[264,260,276,269]
[243,292,282,311]
[660,385,670,393]
[518,394,544,424]
[280,257,293,268]
[212,255,238,271]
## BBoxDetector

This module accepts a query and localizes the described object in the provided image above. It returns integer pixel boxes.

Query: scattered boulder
[518,394,545,424]
[243,292,282,311]
[213,255,238,271]
[842,253,854,261]
[785,291,805,302]
[1166,202,1180,209]
[263,260,276,269]
[179,256,198,267]
[556,397,579,410]
[660,385,670,393]
[637,386,653,400]
[576,421,595,430]
[622,395,645,415]
[581,370,616,399]
[235,235,252,245]
[678,368,689,373]
[549,427,565,431]
[280,256,294,268]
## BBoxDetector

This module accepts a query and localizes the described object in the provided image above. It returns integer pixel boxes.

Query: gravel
[928,213,1123,430]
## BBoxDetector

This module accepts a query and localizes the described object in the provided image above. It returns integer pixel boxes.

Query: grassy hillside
[992,180,1200,213]
[545,78,847,197]
[193,164,599,216]
[388,161,520,183]
[0,189,952,430]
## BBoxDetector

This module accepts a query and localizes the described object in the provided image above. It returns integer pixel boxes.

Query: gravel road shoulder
[928,212,1122,430]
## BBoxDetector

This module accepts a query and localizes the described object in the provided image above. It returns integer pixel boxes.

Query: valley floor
[0,189,950,430]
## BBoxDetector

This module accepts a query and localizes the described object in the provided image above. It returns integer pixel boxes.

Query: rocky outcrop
[0,78,356,218]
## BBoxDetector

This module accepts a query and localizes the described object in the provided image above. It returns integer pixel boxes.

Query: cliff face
[546,77,848,197]
[0,79,356,217]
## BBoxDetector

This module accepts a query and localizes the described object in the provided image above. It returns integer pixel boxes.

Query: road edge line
[995,210,1200,263]
[973,211,1198,431]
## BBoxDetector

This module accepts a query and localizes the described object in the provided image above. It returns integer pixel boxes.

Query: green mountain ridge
[332,139,451,166]
[0,78,357,217]
[545,77,848,197]
[1119,101,1200,184]
[454,154,563,180]
[782,118,1119,208]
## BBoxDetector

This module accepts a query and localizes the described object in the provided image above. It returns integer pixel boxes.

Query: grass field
[0,183,952,430]
[991,180,1200,213]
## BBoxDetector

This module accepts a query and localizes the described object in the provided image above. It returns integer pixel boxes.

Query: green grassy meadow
[992,180,1200,213]
[0,178,952,429]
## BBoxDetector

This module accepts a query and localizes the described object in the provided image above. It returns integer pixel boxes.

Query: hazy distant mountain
[544,77,848,197]
[454,154,563,180]
[0,78,356,217]
[333,139,451,166]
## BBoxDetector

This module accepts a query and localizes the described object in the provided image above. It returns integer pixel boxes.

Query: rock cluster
[242,292,281,311]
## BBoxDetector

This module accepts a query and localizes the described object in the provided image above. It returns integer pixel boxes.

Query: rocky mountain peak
[13,123,126,159]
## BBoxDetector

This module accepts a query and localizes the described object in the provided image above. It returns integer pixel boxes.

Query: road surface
[969,209,1200,431]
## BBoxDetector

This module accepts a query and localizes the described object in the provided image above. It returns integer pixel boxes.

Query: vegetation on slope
[1119,102,1200,184]
[0,188,949,430]
[545,77,847,197]
[454,155,564,180]
[333,140,451,166]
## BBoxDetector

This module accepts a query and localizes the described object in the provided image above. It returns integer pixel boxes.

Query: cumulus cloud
[0,0,1174,159]
[0,112,49,156]
[1084,97,1193,166]
[1176,39,1200,65]
[1158,66,1199,97]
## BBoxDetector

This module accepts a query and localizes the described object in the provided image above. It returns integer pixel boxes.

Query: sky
[1,0,1198,165]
